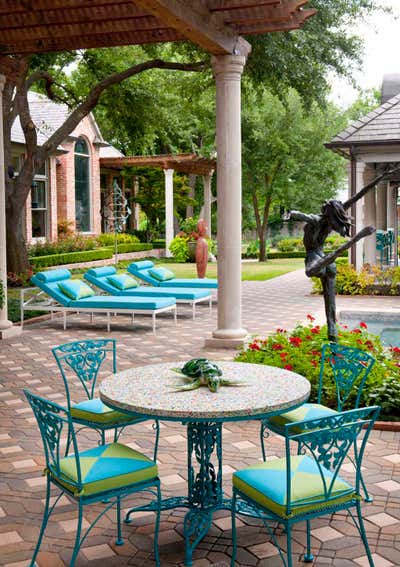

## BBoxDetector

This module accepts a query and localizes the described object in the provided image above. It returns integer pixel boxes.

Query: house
[11,91,135,243]
[327,75,400,268]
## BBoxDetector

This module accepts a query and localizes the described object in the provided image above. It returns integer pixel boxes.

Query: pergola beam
[133,0,251,55]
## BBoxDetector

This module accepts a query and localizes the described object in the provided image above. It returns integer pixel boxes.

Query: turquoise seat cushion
[70,398,137,424]
[267,404,338,433]
[69,295,175,310]
[31,274,73,307]
[51,442,158,496]
[158,277,218,289]
[58,280,95,300]
[233,455,354,519]
[148,267,175,281]
[107,274,138,290]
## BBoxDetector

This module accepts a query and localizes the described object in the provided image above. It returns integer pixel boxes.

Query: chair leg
[153,421,160,461]
[230,492,237,567]
[70,500,83,567]
[115,496,124,545]
[260,422,267,461]
[354,440,372,502]
[304,520,314,562]
[154,483,162,567]
[29,478,52,567]
[356,501,375,567]
[286,523,293,567]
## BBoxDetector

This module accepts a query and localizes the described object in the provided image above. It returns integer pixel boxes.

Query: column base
[204,335,248,349]
[0,324,22,339]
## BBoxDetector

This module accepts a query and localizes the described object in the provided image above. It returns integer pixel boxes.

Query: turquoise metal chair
[260,343,375,500]
[24,390,161,567]
[232,406,380,567]
[52,339,160,459]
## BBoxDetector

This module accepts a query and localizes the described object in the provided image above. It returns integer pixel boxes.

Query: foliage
[96,233,139,246]
[115,243,152,254]
[152,239,166,249]
[57,219,75,239]
[242,88,347,261]
[276,235,347,252]
[29,249,113,269]
[169,236,190,263]
[0,280,4,309]
[180,216,199,235]
[243,240,262,259]
[235,318,400,421]
[7,267,34,288]
[312,264,400,295]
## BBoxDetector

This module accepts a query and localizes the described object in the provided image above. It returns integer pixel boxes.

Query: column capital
[163,168,174,177]
[0,74,5,93]
[211,55,246,80]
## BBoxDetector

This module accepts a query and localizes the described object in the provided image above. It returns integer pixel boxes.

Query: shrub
[96,233,139,247]
[180,216,199,234]
[312,264,400,296]
[30,248,113,269]
[152,239,166,249]
[276,238,300,252]
[243,240,260,258]
[236,318,400,421]
[28,235,97,257]
[114,243,153,253]
[57,219,74,238]
[169,236,190,262]
[7,267,34,288]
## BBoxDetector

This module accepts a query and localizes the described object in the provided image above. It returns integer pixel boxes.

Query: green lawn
[119,258,304,281]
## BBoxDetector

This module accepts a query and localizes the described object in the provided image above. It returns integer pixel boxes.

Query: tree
[242,88,347,261]
[1,51,204,272]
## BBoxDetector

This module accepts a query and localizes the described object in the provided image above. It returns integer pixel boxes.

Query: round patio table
[100,361,310,566]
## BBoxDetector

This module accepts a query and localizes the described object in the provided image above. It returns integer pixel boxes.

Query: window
[31,174,48,238]
[75,137,90,231]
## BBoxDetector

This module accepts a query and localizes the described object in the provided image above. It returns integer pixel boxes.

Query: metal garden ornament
[171,358,243,393]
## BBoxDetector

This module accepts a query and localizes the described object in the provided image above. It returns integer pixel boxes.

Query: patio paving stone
[0,270,399,565]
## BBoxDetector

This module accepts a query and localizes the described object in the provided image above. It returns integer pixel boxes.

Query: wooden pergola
[0,1,316,348]
[100,153,216,252]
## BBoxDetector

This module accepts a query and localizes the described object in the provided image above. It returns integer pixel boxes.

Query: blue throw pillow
[107,274,138,290]
[148,267,175,281]
[58,280,95,300]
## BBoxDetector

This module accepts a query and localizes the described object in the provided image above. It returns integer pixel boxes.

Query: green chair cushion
[107,274,138,290]
[148,267,175,281]
[267,403,338,433]
[58,280,95,300]
[52,442,158,496]
[70,398,137,424]
[233,455,354,519]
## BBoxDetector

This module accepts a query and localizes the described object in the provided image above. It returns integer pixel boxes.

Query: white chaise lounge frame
[20,287,177,334]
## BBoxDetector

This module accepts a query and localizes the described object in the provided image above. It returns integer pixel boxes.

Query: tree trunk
[258,232,267,262]
[6,204,29,273]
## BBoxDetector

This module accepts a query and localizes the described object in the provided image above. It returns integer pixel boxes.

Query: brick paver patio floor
[0,270,399,566]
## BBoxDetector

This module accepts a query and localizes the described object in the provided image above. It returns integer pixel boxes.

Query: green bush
[276,237,303,252]
[28,235,98,256]
[180,216,199,234]
[152,239,166,249]
[30,248,113,269]
[312,264,400,296]
[114,243,153,254]
[243,240,261,258]
[169,236,190,262]
[236,319,400,421]
[96,233,139,247]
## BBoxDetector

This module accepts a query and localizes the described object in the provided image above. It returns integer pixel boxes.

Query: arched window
[75,138,90,231]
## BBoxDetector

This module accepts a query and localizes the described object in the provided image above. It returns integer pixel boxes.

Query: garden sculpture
[289,164,400,340]
[171,358,243,393]
[195,218,209,278]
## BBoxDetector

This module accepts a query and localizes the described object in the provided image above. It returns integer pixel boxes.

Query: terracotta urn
[195,218,208,278]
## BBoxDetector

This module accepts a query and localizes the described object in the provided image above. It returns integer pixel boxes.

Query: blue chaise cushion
[86,266,117,278]
[35,269,71,283]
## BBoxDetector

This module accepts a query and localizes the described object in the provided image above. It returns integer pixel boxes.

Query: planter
[187,240,197,262]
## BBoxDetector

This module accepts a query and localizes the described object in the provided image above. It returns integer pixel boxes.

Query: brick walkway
[0,270,399,567]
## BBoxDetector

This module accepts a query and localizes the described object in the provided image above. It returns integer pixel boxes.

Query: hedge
[113,243,153,253]
[29,248,113,268]
[152,240,166,249]
[249,250,349,260]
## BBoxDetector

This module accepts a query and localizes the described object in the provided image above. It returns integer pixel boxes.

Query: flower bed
[235,316,400,422]
[312,264,400,295]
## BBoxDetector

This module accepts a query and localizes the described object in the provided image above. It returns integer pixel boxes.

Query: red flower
[311,327,320,334]
[360,322,368,329]
[276,328,287,333]
[279,352,288,359]
[391,347,400,354]
[352,329,361,334]
[306,335,312,340]
[284,364,293,371]
[289,337,302,347]
[342,324,348,329]
[272,343,284,351]
[307,314,315,322]
[311,350,321,356]
[356,339,363,345]
[249,342,260,351]
[311,359,318,368]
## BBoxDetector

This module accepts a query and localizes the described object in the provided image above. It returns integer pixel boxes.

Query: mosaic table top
[100,361,310,421]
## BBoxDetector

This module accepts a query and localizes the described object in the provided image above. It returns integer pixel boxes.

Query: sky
[329,0,400,107]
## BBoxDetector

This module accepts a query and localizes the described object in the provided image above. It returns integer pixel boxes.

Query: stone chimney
[381,74,400,103]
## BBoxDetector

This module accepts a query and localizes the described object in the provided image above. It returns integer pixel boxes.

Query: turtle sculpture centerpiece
[171,358,243,393]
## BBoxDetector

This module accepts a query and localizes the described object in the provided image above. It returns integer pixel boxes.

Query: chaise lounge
[84,266,212,319]
[22,269,177,333]
[127,260,218,289]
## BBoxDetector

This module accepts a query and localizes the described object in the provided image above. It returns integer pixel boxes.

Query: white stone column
[387,181,395,229]
[202,172,213,236]
[351,161,366,271]
[376,181,387,229]
[205,55,247,348]
[363,186,377,265]
[0,75,21,338]
[164,168,174,257]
